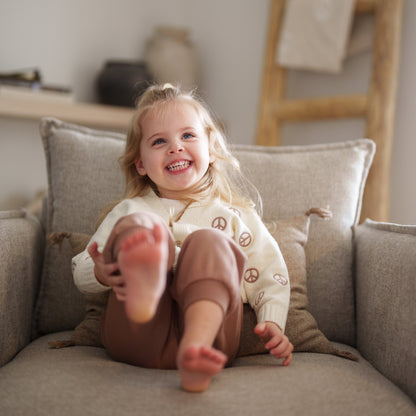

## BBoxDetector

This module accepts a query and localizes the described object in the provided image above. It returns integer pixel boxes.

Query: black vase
[96,61,153,107]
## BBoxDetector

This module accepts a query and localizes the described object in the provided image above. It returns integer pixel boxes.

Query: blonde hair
[98,83,260,227]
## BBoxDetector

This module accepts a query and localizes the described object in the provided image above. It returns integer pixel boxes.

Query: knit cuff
[72,251,110,294]
[256,304,288,333]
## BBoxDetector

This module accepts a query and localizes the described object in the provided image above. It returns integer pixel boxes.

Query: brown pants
[100,212,247,369]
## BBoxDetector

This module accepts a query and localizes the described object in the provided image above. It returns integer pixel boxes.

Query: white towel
[276,0,355,73]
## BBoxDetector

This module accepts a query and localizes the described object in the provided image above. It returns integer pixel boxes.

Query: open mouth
[166,160,192,172]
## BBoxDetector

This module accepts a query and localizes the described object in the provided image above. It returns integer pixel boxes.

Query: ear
[209,145,216,164]
[135,159,147,176]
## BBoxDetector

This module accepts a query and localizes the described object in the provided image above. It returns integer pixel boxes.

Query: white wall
[0,0,415,224]
[390,0,416,224]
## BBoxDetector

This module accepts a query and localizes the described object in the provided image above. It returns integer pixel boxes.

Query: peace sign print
[273,273,288,286]
[212,217,227,231]
[255,291,264,306]
[244,268,259,283]
[239,232,252,247]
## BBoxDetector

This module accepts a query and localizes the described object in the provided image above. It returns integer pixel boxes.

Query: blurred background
[0,0,415,224]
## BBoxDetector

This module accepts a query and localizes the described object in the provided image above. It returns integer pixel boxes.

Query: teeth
[167,161,191,171]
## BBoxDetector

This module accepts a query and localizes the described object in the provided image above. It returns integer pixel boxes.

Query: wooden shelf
[0,97,135,131]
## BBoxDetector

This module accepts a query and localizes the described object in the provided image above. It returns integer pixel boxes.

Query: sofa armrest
[354,219,416,402]
[0,210,44,366]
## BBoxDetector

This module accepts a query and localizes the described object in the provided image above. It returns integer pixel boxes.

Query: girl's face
[136,101,215,199]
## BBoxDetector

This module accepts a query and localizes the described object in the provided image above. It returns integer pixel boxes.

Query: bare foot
[177,345,227,392]
[118,224,168,324]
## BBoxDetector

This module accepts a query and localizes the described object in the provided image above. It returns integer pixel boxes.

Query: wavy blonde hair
[97,84,260,227]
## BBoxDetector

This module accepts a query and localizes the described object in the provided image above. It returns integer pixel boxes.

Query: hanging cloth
[276,0,356,73]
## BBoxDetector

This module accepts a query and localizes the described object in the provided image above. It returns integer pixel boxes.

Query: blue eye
[183,133,194,139]
[152,138,166,146]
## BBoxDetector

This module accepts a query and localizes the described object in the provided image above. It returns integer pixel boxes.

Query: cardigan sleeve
[72,250,109,294]
[237,209,290,332]
[72,198,144,294]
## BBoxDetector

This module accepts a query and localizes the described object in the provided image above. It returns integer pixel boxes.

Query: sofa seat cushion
[0,333,414,416]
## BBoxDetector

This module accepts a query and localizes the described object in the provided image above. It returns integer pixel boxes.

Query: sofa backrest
[35,117,375,346]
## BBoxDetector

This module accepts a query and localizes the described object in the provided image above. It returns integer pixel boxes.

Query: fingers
[254,322,294,365]
[254,322,272,341]
[113,284,127,302]
[269,337,294,362]
[88,242,122,287]
[103,262,120,276]
[88,242,117,274]
[98,266,123,289]
[107,273,125,289]
[254,322,280,344]
[88,241,101,259]
[88,242,109,270]
[87,241,128,298]
[254,322,266,334]
[265,334,281,350]
[282,353,293,366]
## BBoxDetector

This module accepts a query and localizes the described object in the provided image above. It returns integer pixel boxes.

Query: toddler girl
[72,84,293,392]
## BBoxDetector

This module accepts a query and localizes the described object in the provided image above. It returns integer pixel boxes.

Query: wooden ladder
[256,0,403,221]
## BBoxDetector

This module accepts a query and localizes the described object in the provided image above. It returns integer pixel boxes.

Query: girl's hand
[88,242,126,301]
[254,321,293,366]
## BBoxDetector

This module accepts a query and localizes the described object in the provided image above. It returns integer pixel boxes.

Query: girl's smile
[166,159,192,173]
[135,101,215,199]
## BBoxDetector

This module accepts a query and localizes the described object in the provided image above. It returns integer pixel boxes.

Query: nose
[168,141,184,154]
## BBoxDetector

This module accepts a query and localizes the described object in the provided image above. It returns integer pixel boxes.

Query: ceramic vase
[144,26,198,91]
[96,60,152,107]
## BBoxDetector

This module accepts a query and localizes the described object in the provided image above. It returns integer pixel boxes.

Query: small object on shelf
[0,84,74,104]
[96,60,153,108]
[0,68,42,88]
[144,26,198,91]
[0,68,73,103]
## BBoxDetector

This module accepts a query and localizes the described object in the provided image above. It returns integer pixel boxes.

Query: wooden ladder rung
[256,0,403,222]
[274,95,368,121]
[355,0,380,14]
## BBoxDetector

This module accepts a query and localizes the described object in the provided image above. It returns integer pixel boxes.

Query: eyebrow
[145,133,163,143]
[145,126,198,142]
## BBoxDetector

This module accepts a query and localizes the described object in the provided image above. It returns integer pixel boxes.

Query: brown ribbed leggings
[100,212,247,369]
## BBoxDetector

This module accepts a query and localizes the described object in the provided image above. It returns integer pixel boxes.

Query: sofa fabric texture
[0,333,414,416]
[1,117,415,415]
[0,209,44,366]
[355,219,416,402]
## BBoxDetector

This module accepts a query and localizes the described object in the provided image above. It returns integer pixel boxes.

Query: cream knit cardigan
[72,190,290,331]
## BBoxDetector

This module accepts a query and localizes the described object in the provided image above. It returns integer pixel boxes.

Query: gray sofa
[0,118,415,415]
